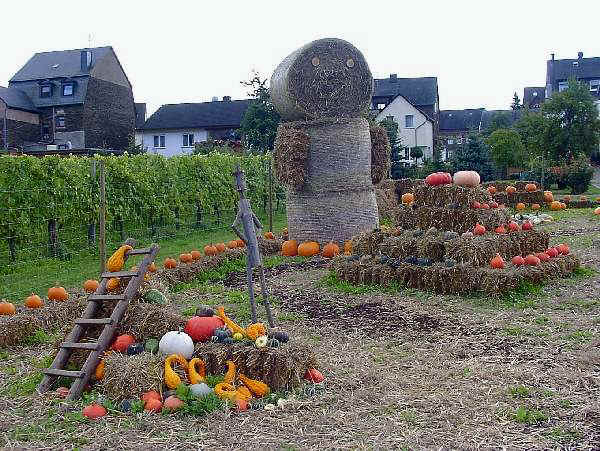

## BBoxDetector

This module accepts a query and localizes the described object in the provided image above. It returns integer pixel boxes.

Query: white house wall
[141,129,209,157]
[376,96,434,164]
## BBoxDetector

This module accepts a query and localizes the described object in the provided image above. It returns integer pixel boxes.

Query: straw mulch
[194,341,318,391]
[396,205,511,234]
[99,352,164,401]
[369,124,390,185]
[330,254,579,295]
[274,122,310,189]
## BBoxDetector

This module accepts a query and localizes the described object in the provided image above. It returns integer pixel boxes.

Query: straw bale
[398,206,511,234]
[258,235,284,256]
[274,122,310,189]
[0,313,41,347]
[351,228,393,256]
[369,124,390,185]
[375,185,400,222]
[413,184,491,209]
[99,352,164,401]
[493,190,544,206]
[120,302,186,341]
[270,38,373,121]
[193,342,318,391]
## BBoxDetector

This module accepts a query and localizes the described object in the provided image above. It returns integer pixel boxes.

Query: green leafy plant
[512,406,548,424]
[175,383,225,417]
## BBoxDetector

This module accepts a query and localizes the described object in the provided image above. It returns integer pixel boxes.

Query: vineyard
[0,153,284,299]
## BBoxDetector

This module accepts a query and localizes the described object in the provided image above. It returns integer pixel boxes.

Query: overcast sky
[2,1,598,117]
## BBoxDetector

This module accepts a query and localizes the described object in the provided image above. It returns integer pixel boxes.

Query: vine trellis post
[98,160,107,274]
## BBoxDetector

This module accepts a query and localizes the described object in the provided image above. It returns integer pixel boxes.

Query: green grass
[512,406,548,424]
[2,212,287,302]
[469,280,545,310]
[319,272,404,295]
[552,185,600,196]
[508,385,531,398]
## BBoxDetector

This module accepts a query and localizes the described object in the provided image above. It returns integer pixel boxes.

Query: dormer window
[40,85,52,98]
[62,83,74,96]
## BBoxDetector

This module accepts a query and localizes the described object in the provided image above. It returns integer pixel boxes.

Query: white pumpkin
[453,170,481,187]
[190,383,213,398]
[159,331,194,359]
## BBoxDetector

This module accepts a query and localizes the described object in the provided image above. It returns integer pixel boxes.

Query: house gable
[90,48,132,89]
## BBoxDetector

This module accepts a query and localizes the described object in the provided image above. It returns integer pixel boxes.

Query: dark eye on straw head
[346,58,355,68]
[311,56,320,67]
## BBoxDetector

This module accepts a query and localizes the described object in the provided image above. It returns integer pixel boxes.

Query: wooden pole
[268,155,273,232]
[98,161,106,274]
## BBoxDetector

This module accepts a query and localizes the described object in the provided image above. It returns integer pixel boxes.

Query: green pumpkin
[144,338,159,354]
[144,289,167,305]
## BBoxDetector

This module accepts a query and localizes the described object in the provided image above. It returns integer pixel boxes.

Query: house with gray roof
[139,97,252,157]
[373,75,439,165]
[1,46,134,151]
[546,52,600,100]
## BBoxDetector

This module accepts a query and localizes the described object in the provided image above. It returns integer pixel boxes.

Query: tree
[378,117,407,178]
[486,128,525,178]
[409,146,424,164]
[541,77,600,160]
[238,72,281,151]
[451,133,495,181]
[484,111,514,136]
[511,92,522,110]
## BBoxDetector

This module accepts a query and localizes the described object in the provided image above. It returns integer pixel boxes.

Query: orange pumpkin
[524,254,540,266]
[487,185,497,195]
[191,250,202,261]
[148,262,157,273]
[525,183,537,192]
[557,243,570,255]
[490,253,505,269]
[516,203,526,211]
[264,231,275,240]
[543,191,554,203]
[473,223,486,236]
[227,240,238,249]
[0,300,16,315]
[506,186,516,194]
[215,243,226,253]
[25,293,43,309]
[550,201,562,211]
[281,240,298,257]
[560,202,567,210]
[344,240,352,255]
[322,241,340,258]
[236,239,245,248]
[164,257,177,269]
[83,279,100,293]
[531,203,540,211]
[204,244,217,256]
[48,285,68,301]
[298,241,320,257]
[107,277,120,292]
[401,192,415,205]
[179,253,193,263]
[144,398,163,413]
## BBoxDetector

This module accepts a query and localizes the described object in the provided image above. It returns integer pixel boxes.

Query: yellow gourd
[164,354,189,389]
[246,323,266,341]
[238,373,270,398]
[95,359,105,380]
[235,386,252,401]
[216,306,246,337]
[223,360,236,384]
[188,358,206,384]
[106,245,133,272]
[214,382,237,401]
[107,277,120,292]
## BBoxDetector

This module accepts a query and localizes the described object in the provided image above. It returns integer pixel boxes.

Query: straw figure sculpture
[272,37,388,245]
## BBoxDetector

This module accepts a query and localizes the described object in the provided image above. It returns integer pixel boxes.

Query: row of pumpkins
[489,243,570,269]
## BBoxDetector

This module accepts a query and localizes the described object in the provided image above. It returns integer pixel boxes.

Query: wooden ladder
[38,242,160,400]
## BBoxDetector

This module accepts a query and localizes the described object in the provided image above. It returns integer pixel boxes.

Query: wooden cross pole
[231,164,275,327]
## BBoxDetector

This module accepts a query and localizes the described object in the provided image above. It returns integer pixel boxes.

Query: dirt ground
[1,209,599,450]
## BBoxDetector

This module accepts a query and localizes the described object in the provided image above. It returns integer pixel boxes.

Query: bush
[565,155,594,194]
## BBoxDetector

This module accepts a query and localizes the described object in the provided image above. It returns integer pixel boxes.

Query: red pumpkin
[546,248,559,258]
[164,395,184,411]
[495,225,506,234]
[83,403,107,419]
[511,255,525,266]
[524,254,540,266]
[531,203,541,211]
[537,252,551,262]
[472,201,481,209]
[144,398,163,413]
[525,183,537,192]
[142,391,162,403]
[506,186,517,194]
[56,386,70,398]
[481,203,490,210]
[425,172,452,186]
[522,221,533,231]
[487,185,497,195]
[557,243,570,255]
[304,368,325,383]
[179,253,193,264]
[235,398,249,412]
[490,253,505,269]
[111,334,135,353]
[184,315,225,342]
[508,221,520,232]
[490,201,499,209]
[164,257,177,269]
[473,223,486,236]
[191,250,202,261]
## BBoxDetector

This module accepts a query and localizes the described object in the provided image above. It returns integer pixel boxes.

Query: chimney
[578,51,583,59]
[389,73,398,83]
[223,96,231,101]
[80,50,92,71]
[551,53,554,61]
[211,96,218,102]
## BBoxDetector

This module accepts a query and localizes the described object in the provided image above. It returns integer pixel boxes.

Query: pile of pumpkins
[489,243,570,269]
[163,239,246,270]
[281,239,351,259]
[469,220,533,237]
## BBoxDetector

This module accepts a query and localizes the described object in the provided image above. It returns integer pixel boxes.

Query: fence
[0,153,285,301]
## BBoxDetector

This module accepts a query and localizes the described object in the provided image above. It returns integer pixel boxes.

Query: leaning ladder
[37,242,160,400]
